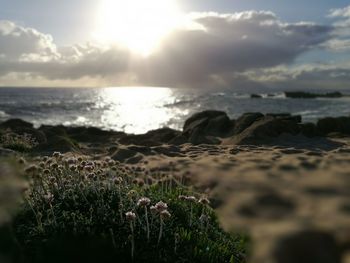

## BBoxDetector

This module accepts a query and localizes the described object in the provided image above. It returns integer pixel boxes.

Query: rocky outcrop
[179,110,234,145]
[317,117,350,135]
[234,112,264,134]
[285,91,343,99]
[224,115,301,145]
[118,128,181,146]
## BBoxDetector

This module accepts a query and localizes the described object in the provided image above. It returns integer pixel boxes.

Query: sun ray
[94,0,183,56]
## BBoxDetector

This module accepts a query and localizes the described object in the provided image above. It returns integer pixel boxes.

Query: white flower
[186,196,197,202]
[199,197,210,205]
[155,201,168,212]
[137,197,151,207]
[125,211,136,221]
[160,210,171,220]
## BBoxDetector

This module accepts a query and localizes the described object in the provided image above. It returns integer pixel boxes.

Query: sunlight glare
[95,0,183,56]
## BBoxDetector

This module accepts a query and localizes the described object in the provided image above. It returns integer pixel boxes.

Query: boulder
[234,112,264,134]
[299,123,319,137]
[224,115,300,145]
[118,128,181,146]
[251,94,262,99]
[182,110,234,144]
[34,135,78,153]
[317,117,350,135]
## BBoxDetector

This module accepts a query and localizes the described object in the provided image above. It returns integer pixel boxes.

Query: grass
[1,153,247,263]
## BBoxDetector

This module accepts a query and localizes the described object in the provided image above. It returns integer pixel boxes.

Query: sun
[95,0,183,56]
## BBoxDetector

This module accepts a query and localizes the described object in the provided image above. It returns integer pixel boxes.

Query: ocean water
[0,87,350,134]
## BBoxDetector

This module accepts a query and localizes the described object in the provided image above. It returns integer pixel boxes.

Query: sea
[1,87,350,134]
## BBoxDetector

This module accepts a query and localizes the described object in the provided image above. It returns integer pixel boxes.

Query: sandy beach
[1,111,350,262]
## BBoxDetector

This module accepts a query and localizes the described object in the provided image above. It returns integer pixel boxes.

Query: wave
[0,110,9,118]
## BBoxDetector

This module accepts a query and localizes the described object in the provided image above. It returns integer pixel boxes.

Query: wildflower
[66,158,76,165]
[127,190,138,198]
[84,165,94,172]
[53,152,61,158]
[113,177,123,185]
[108,160,115,167]
[186,196,197,202]
[150,205,157,215]
[44,193,54,203]
[155,201,168,212]
[69,165,77,172]
[158,209,171,244]
[25,165,38,174]
[51,163,59,169]
[160,210,171,220]
[18,157,26,165]
[199,197,210,206]
[38,162,46,168]
[125,211,136,221]
[137,197,151,207]
[43,169,50,175]
[178,195,187,201]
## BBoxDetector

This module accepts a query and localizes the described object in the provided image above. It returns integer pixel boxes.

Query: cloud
[136,12,332,87]
[329,5,350,18]
[0,20,58,61]
[238,62,350,90]
[0,12,336,88]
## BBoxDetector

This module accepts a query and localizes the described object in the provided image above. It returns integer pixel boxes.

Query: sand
[104,137,350,262]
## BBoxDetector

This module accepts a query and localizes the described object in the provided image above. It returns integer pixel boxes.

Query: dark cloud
[0,12,339,88]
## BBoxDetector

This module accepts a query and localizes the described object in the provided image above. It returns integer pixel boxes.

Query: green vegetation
[0,130,38,152]
[0,153,247,263]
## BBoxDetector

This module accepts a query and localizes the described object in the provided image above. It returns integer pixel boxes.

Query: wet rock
[273,231,341,263]
[251,94,262,99]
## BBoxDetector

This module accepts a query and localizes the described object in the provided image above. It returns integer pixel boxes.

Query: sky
[0,0,350,90]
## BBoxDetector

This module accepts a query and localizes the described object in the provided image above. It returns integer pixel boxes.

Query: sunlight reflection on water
[97,87,189,134]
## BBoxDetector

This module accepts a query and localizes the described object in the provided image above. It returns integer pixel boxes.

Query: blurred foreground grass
[0,153,247,263]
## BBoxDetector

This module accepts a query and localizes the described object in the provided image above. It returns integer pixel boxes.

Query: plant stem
[145,207,150,241]
[158,218,163,245]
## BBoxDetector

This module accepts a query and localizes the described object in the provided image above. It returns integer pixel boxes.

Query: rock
[181,111,234,145]
[234,112,264,134]
[251,94,262,99]
[225,115,301,145]
[0,119,46,144]
[266,113,302,123]
[111,148,137,162]
[299,123,319,137]
[317,117,350,135]
[118,128,181,146]
[285,91,343,99]
[273,231,341,263]
[34,135,78,153]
